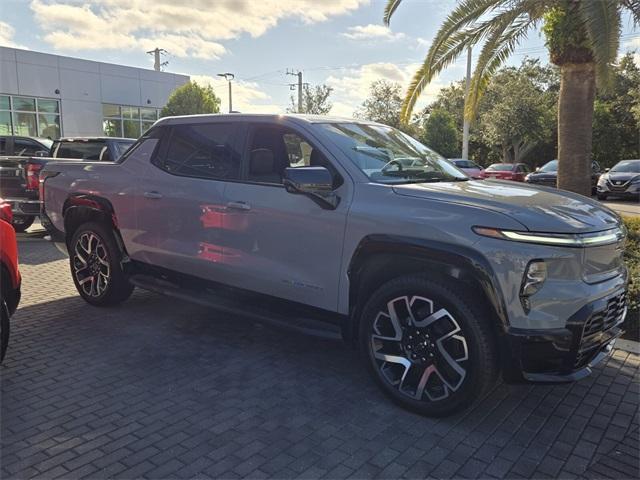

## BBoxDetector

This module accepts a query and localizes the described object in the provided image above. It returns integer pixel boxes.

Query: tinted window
[452,159,478,169]
[53,141,110,160]
[487,163,514,171]
[157,123,241,180]
[14,139,45,156]
[611,160,640,173]
[0,138,5,155]
[539,160,558,172]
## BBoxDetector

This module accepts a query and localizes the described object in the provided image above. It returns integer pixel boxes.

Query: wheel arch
[62,194,127,256]
[345,234,509,344]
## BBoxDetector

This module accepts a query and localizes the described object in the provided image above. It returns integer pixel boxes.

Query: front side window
[14,139,45,156]
[247,125,333,185]
[156,123,241,180]
[319,123,466,184]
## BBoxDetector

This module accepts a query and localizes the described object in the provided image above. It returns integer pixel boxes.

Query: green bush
[623,217,639,340]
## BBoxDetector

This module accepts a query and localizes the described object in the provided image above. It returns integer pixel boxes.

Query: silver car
[41,115,628,416]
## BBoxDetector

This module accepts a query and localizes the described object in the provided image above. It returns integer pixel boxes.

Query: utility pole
[146,48,168,71]
[462,47,472,160]
[287,69,304,113]
[217,73,235,113]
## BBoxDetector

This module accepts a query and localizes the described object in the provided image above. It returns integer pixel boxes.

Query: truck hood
[393,180,620,233]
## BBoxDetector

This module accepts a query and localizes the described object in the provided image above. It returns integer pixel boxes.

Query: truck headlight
[597,175,608,186]
[520,260,547,312]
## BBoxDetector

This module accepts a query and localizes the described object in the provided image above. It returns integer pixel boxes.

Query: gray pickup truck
[41,115,628,416]
[0,137,134,231]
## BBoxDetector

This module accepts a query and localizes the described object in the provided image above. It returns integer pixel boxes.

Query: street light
[217,73,234,113]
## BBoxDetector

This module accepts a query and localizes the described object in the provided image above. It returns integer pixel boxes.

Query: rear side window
[155,123,241,180]
[0,138,5,155]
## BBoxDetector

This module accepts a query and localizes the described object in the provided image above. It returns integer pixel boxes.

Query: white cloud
[326,62,445,117]
[0,21,27,49]
[343,24,405,41]
[190,75,283,114]
[30,0,369,58]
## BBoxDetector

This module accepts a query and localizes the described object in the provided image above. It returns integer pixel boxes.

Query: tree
[478,66,555,164]
[421,108,459,157]
[354,80,404,129]
[384,0,640,196]
[161,81,220,117]
[287,84,333,114]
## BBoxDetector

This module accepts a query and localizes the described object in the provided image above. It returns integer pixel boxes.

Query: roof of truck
[156,113,380,126]
[56,137,135,142]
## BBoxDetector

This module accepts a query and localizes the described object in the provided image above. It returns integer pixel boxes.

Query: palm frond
[401,1,542,122]
[621,0,640,24]
[465,13,536,119]
[577,0,621,88]
[383,0,404,25]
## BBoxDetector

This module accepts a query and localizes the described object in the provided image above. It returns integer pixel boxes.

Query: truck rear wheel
[69,222,133,306]
[359,275,498,416]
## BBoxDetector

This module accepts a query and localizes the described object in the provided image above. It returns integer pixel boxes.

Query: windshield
[451,159,479,169]
[611,160,640,173]
[319,123,467,184]
[487,163,514,171]
[539,160,558,172]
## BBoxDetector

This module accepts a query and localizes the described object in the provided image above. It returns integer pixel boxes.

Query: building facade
[0,47,189,139]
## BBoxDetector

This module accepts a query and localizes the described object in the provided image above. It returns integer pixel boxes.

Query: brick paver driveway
[1,232,639,479]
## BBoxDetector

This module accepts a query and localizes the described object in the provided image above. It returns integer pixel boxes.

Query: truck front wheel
[359,275,498,416]
[69,222,133,306]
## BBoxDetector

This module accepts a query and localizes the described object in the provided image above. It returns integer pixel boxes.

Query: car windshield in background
[451,159,478,169]
[319,123,467,184]
[487,163,515,171]
[539,160,558,172]
[611,160,640,173]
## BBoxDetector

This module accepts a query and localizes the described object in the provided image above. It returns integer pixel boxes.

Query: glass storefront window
[102,104,160,138]
[37,99,60,114]
[0,96,10,110]
[38,114,61,138]
[13,97,36,112]
[0,111,12,135]
[103,119,122,137]
[13,112,38,136]
[140,107,157,121]
[121,106,139,119]
[123,119,141,139]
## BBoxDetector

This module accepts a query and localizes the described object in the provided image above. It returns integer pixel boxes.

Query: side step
[128,274,343,341]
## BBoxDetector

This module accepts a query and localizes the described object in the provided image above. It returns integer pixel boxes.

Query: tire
[597,193,607,201]
[359,275,498,416]
[12,215,35,233]
[69,222,134,306]
[0,300,10,363]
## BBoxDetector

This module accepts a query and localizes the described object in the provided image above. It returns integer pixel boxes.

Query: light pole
[217,73,234,113]
[462,48,472,160]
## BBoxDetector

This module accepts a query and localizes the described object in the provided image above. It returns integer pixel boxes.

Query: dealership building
[0,47,189,140]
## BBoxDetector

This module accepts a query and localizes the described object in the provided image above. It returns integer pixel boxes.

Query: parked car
[0,137,134,232]
[448,159,484,179]
[479,163,529,181]
[596,160,640,200]
[525,159,602,193]
[41,115,628,416]
[0,198,20,362]
[0,135,53,157]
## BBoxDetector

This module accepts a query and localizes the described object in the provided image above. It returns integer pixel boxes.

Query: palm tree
[384,0,639,195]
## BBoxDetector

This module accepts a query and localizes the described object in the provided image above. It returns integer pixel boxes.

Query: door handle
[144,191,163,199]
[226,201,251,211]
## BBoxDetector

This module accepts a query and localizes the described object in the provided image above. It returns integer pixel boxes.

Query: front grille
[583,292,627,338]
[607,180,630,191]
[574,291,627,368]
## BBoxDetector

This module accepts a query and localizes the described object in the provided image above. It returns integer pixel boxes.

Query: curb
[616,338,640,355]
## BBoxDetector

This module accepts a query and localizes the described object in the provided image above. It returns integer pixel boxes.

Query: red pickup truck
[0,198,20,362]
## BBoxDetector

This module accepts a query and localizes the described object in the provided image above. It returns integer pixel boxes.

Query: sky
[0,0,638,116]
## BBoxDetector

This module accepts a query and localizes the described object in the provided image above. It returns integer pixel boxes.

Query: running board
[128,274,343,341]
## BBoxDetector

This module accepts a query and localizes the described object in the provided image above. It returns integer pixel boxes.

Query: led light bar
[473,226,624,247]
